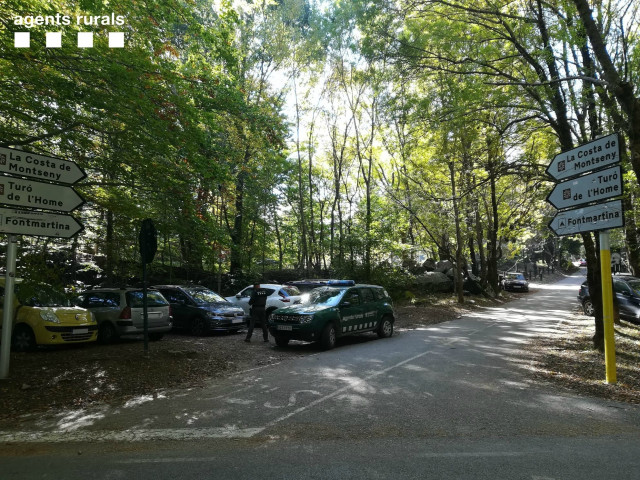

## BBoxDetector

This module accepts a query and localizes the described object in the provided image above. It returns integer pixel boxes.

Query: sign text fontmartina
[546,133,619,181]
[548,199,624,236]
[0,207,83,238]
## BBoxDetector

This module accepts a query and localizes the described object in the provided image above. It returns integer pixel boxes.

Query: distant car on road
[74,288,172,344]
[154,285,246,335]
[578,276,640,323]
[269,283,395,350]
[501,272,529,292]
[225,284,303,322]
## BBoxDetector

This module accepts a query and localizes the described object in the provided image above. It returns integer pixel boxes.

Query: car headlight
[40,309,60,323]
[206,311,217,318]
[298,314,314,324]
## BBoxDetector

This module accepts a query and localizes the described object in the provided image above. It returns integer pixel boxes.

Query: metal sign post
[0,235,18,379]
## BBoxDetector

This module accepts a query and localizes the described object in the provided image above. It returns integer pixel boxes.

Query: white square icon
[77,32,93,48]
[109,32,125,48]
[46,32,62,48]
[14,32,30,48]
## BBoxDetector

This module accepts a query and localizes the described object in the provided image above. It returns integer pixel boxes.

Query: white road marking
[0,318,499,444]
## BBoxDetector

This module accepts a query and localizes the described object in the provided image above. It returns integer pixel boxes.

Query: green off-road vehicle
[268,281,395,350]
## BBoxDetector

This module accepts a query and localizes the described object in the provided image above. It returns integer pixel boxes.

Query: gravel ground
[1,274,638,429]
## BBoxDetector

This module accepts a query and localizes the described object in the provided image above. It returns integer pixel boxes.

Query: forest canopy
[1,0,639,315]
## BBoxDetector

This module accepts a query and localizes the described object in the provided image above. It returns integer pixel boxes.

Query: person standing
[245,283,269,342]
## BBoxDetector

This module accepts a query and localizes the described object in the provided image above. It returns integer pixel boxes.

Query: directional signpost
[0,146,86,185]
[0,176,84,212]
[0,146,85,379]
[546,165,622,211]
[548,199,624,236]
[546,133,620,181]
[546,134,622,385]
[0,207,84,238]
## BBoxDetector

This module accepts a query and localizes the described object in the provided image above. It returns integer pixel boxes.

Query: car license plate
[277,325,292,331]
[73,328,88,334]
[232,318,243,324]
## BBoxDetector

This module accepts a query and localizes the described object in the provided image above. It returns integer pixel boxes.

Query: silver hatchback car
[74,288,173,344]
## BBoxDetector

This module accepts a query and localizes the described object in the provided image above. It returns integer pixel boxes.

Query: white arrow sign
[546,165,623,210]
[548,199,624,236]
[0,207,83,238]
[0,176,84,212]
[546,133,620,181]
[0,147,86,185]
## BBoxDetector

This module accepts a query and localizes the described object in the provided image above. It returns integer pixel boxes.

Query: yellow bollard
[599,231,617,384]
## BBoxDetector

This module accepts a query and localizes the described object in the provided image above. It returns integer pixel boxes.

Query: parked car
[268,282,395,350]
[225,284,303,323]
[0,279,97,352]
[501,272,529,292]
[154,285,246,335]
[74,288,172,344]
[577,281,593,315]
[578,276,640,322]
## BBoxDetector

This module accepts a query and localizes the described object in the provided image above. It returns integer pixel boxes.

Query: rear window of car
[280,286,301,296]
[184,287,226,304]
[127,291,169,307]
[78,292,120,308]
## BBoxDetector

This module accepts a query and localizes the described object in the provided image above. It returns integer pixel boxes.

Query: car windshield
[185,287,226,304]
[307,287,346,307]
[127,291,169,307]
[15,283,71,307]
[507,274,525,280]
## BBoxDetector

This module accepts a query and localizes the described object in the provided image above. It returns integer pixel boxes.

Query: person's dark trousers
[246,307,268,341]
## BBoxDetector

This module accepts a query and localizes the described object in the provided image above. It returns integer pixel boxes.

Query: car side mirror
[236,294,242,299]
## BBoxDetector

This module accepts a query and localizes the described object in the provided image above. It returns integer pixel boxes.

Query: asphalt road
[2,272,640,479]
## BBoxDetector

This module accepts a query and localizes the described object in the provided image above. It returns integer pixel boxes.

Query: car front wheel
[191,317,207,336]
[12,324,36,352]
[274,336,289,347]
[377,316,394,338]
[320,323,337,350]
[583,299,595,316]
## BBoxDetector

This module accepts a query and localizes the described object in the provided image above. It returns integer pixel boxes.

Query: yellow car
[0,279,97,351]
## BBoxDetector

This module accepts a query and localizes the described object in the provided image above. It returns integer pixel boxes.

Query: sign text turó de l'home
[546,165,622,210]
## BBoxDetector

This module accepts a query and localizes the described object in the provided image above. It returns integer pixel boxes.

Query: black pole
[143,261,148,355]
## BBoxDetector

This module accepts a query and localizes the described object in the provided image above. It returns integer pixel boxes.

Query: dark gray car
[578,276,640,322]
[154,285,247,335]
